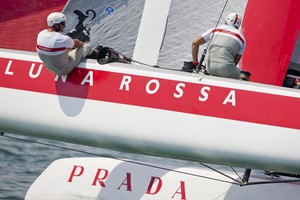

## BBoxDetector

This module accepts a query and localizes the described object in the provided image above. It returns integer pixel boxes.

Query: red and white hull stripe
[1,49,300,174]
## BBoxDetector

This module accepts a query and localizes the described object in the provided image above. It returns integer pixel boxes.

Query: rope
[131,58,183,72]
[204,0,229,50]
[2,132,300,186]
[231,166,244,182]
[200,162,242,184]
[0,132,238,185]
[196,0,229,73]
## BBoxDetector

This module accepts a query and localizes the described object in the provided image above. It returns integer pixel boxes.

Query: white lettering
[5,60,13,75]
[174,83,185,98]
[54,75,67,82]
[146,79,160,94]
[223,90,236,106]
[29,63,43,78]
[119,75,132,91]
[198,86,210,102]
[81,71,94,86]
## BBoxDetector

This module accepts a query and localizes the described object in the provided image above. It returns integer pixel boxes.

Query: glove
[192,61,199,68]
[182,61,195,72]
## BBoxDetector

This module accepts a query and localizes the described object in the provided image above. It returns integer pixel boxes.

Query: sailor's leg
[62,44,93,75]
[86,44,103,59]
[207,61,240,79]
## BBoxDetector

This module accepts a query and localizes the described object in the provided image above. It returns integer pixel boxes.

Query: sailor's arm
[234,54,242,65]
[73,39,84,48]
[192,35,206,63]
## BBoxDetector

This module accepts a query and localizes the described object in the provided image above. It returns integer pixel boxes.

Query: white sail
[62,0,248,68]
[63,0,146,57]
[132,0,171,66]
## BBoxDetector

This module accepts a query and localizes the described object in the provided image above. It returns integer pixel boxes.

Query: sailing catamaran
[1,0,300,199]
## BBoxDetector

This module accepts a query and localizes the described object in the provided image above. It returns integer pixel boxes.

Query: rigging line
[131,58,183,72]
[242,179,300,186]
[5,132,299,187]
[196,0,229,73]
[205,0,229,50]
[231,166,244,182]
[131,1,229,71]
[0,133,238,185]
[199,162,242,185]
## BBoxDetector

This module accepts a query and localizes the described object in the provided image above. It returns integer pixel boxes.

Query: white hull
[25,157,300,200]
[1,49,300,174]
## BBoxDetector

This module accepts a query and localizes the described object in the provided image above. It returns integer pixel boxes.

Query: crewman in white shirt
[192,13,246,79]
[37,12,93,75]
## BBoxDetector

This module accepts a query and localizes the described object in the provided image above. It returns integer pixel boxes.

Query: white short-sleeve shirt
[36,30,74,55]
[201,24,246,55]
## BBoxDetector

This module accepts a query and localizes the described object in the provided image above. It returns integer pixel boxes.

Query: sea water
[0,133,128,199]
[0,133,201,199]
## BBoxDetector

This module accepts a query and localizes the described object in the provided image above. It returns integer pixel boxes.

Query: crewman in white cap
[192,13,246,79]
[36,12,93,75]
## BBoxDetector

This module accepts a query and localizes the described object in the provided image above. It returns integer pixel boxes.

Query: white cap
[47,12,67,27]
[225,13,242,29]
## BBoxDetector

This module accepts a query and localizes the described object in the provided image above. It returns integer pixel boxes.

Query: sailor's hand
[73,39,84,48]
[192,61,199,68]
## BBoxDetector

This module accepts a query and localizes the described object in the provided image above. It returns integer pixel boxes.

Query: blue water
[0,133,197,199]
[3,133,293,200]
[0,133,128,199]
